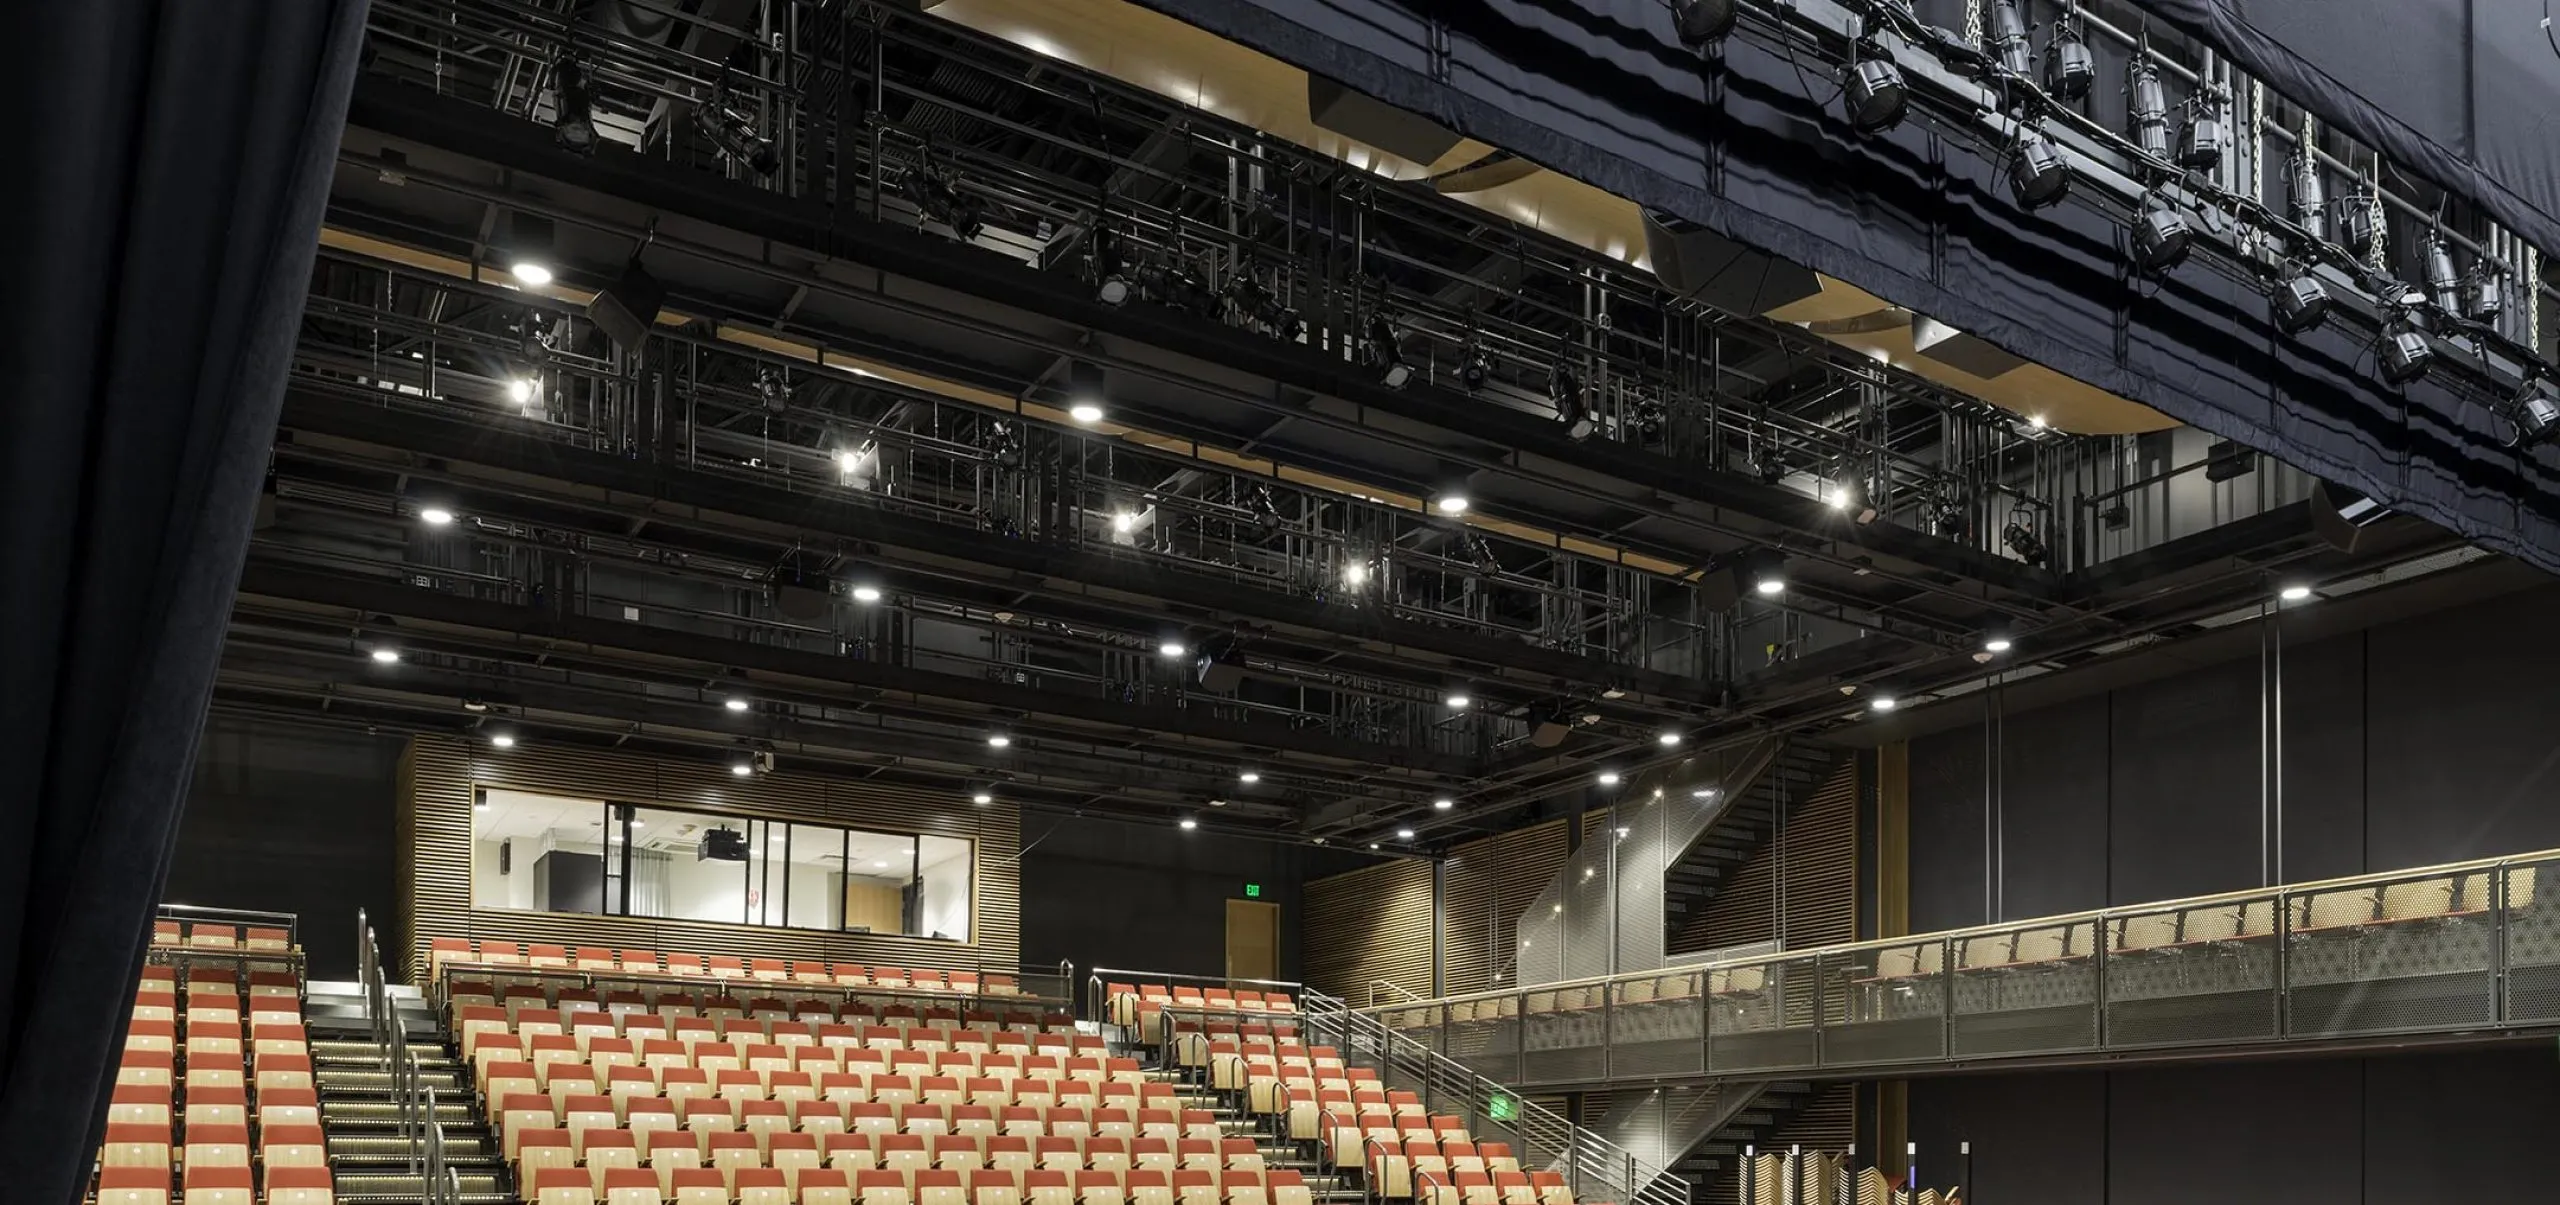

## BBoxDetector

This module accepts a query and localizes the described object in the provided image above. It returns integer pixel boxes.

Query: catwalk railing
[1364,849,2560,1087]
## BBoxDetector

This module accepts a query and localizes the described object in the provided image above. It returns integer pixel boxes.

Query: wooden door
[1225,899,1279,982]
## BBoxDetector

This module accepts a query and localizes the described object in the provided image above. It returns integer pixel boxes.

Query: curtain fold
[0,2,368,1195]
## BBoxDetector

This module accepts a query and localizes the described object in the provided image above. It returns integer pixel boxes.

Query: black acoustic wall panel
[174,716,403,979]
[2363,587,2560,868]
[2106,657,2267,904]
[1906,724,1988,933]
[1907,1072,2107,1202]
[2362,1049,2560,1198]
[1993,694,2110,920]
[2105,1061,2363,1204]
[2273,633,2370,884]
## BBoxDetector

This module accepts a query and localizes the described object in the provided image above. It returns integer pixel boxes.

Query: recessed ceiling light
[1239,771,1260,784]
[1870,696,1899,712]
[1597,771,1621,786]
[1617,826,1631,838]
[1658,731,1682,747]
[1179,818,1199,830]
[1445,692,1471,710]
[629,820,645,829]
[1069,403,1106,424]
[987,735,1011,748]
[852,586,882,603]
[1396,828,1415,840]
[1754,578,1785,596]
[2280,584,2313,601]
[1208,799,1228,808]
[489,734,516,749]
[420,507,455,526]
[1984,637,2013,652]
[369,648,400,664]
[725,697,750,712]
[1368,843,1380,851]
[1434,798,1454,811]
[873,860,889,869]
[1160,641,1188,658]
[1692,787,1720,800]
[511,261,554,287]
[730,762,754,777]
[971,792,993,805]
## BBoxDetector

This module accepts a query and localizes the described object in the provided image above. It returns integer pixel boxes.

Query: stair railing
[1299,989,1688,1205]
[357,909,441,1191]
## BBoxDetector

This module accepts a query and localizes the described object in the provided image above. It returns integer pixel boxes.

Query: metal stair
[308,978,512,1205]
[1663,743,1843,952]
[1670,1081,1820,1204]
[1127,1053,1364,1204]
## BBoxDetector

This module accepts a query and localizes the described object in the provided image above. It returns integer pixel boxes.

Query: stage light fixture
[1747,547,1787,596]
[2467,269,2506,324]
[1239,771,1260,784]
[2271,263,2332,335]
[1459,343,1491,390]
[2279,584,2313,602]
[1673,0,1738,44]
[1365,313,1411,389]
[2001,518,2049,566]
[1110,511,1136,535]
[2176,94,2226,172]
[491,733,517,749]
[507,213,555,287]
[1549,363,1594,440]
[851,585,882,603]
[725,697,750,712]
[2328,193,2378,260]
[2128,52,2170,160]
[2130,199,2193,275]
[693,87,781,177]
[2008,128,2072,210]
[2044,6,2095,99]
[1434,798,1454,810]
[1396,828,1415,840]
[507,378,537,406]
[2508,374,2560,448]
[1988,0,2032,79]
[1842,49,1908,133]
[1432,491,1470,516]
[551,53,598,156]
[1180,818,1199,831]
[2379,313,2434,386]
[1067,360,1106,424]
[2288,151,2326,238]
[1658,731,1683,747]
[1160,640,1188,658]
[1869,695,1899,712]
[1984,637,2013,653]
[731,760,755,777]
[2425,236,2463,315]
[370,647,400,664]
[987,734,1012,749]
[1597,772,1621,786]
[420,507,455,526]
[1445,692,1472,710]
[1342,561,1370,588]
[972,791,994,805]
[1094,230,1130,306]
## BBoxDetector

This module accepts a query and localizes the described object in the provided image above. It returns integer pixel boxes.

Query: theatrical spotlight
[2044,5,2095,100]
[1093,230,1131,306]
[1746,547,1788,596]
[1988,0,2032,81]
[1841,40,1909,134]
[2379,310,2434,386]
[1549,363,1595,440]
[2425,234,2463,315]
[1365,313,1412,388]
[551,52,598,156]
[2001,516,2050,566]
[1458,341,1492,391]
[2288,151,2326,239]
[901,155,985,242]
[1222,274,1306,341]
[2505,372,2560,448]
[2177,90,2227,173]
[693,86,780,176]
[2271,262,2331,335]
[2008,127,2071,210]
[2128,44,2170,161]
[2467,268,2506,325]
[2328,192,2379,260]
[1672,0,1737,45]
[2130,198,2193,275]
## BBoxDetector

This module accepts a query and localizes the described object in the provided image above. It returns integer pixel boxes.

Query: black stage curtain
[1132,0,2560,576]
[0,2,367,1198]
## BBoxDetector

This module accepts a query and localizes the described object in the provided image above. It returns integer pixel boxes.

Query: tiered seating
[1100,986,1296,1050]
[431,941,1032,1000]
[104,923,324,1205]
[457,982,1318,1205]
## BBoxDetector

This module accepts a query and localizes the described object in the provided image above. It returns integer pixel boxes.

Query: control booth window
[471,788,972,941]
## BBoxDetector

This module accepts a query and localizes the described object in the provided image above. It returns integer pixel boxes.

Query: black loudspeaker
[588,257,666,353]
[1640,208,1823,314]
[1911,314,2027,379]
[1307,75,1464,166]
[2310,480,2391,553]
[1700,562,1743,613]
[775,585,831,622]
[1527,706,1570,749]
[1196,651,1246,694]
[499,839,512,876]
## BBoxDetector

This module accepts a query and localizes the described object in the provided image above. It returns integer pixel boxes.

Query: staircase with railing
[312,911,481,1203]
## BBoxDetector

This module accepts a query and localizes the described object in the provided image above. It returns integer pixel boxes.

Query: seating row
[525,1163,1331,1205]
[98,1165,333,1205]
[453,986,1076,1034]
[490,1097,1243,1156]
[434,941,1035,998]
[1100,987,1297,1045]
[152,923,296,954]
[459,1013,1096,1061]
[479,1065,1187,1113]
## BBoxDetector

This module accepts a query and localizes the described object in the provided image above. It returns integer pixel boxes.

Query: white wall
[473,836,545,910]
[917,842,972,941]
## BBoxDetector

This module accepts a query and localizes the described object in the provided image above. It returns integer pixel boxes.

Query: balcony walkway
[1367,850,2560,1088]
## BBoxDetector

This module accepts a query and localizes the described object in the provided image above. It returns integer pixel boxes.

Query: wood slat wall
[397,735,1021,983]
[1439,819,1572,995]
[1769,1083,1856,1155]
[1677,760,1858,954]
[1299,856,1434,1005]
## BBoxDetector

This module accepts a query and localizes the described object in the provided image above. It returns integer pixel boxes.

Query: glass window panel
[468,787,970,940]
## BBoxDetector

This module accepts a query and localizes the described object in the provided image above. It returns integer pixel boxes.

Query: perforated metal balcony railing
[1365,850,2560,1087]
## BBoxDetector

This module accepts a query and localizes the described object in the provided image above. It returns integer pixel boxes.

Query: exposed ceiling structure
[230,0,2501,852]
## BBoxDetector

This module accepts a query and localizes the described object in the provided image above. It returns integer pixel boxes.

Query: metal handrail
[1297,989,1689,1205]
[1366,980,1427,1008]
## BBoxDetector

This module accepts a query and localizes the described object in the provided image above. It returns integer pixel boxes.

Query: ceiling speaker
[1307,76,1464,166]
[1640,208,1823,314]
[588,257,666,353]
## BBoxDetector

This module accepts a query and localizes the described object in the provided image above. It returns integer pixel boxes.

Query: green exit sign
[1243,883,1263,898]
[1487,1093,1518,1122]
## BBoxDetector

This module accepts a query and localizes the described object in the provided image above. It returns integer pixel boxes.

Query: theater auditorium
[11,1,2560,1204]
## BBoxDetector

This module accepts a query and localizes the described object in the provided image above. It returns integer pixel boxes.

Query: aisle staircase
[306,981,507,1203]
[1662,743,1844,952]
